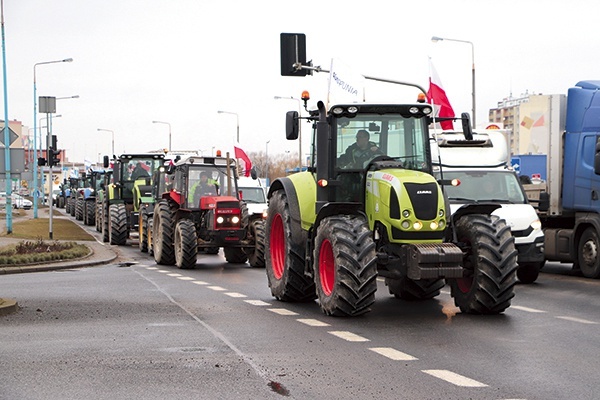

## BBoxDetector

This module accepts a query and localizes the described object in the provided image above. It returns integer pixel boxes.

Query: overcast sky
[2,0,599,163]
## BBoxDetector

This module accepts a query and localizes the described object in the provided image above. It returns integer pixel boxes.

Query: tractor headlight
[231,216,240,224]
[439,219,446,229]
[413,221,423,230]
[402,209,411,218]
[430,221,439,230]
[438,209,445,217]
[216,216,224,224]
[401,220,410,229]
[332,107,344,115]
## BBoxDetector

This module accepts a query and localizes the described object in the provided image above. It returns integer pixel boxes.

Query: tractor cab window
[186,166,236,207]
[334,113,430,201]
[121,158,163,199]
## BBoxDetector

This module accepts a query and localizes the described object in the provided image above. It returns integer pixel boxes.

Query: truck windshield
[335,114,429,172]
[437,170,527,204]
[239,187,266,203]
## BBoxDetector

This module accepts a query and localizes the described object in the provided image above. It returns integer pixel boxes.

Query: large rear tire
[265,189,316,302]
[247,219,266,267]
[385,277,444,300]
[85,201,96,226]
[75,199,84,221]
[578,227,600,278]
[153,201,175,265]
[174,219,197,269]
[109,203,128,245]
[313,215,377,316]
[449,214,517,314]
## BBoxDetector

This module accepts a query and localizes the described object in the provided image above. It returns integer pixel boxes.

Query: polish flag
[427,60,455,130]
[234,144,252,177]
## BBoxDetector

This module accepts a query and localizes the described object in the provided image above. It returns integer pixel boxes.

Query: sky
[2,0,600,164]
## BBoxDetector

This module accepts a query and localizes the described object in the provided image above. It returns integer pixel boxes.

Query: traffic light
[48,135,61,167]
[38,157,47,166]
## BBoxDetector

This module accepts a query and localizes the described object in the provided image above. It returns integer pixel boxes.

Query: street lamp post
[97,128,114,156]
[265,140,270,185]
[32,57,72,218]
[431,36,476,127]
[217,110,239,143]
[274,96,302,170]
[152,120,171,152]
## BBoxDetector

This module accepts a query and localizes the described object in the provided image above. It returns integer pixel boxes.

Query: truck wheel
[109,203,128,245]
[313,215,377,316]
[224,247,248,264]
[578,227,600,278]
[247,219,266,267]
[153,201,175,265]
[385,277,444,300]
[86,201,96,226]
[101,204,109,242]
[175,219,197,269]
[139,207,149,253]
[265,190,316,302]
[449,214,517,314]
[517,262,542,284]
[75,199,84,220]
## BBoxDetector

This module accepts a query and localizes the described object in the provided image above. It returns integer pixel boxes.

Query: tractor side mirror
[461,112,473,140]
[286,111,299,140]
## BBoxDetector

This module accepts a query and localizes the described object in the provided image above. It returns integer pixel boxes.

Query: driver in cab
[338,129,383,169]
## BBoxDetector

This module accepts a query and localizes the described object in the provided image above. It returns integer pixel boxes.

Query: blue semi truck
[530,80,600,278]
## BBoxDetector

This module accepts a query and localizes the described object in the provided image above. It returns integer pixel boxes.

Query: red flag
[234,145,252,177]
[427,60,455,130]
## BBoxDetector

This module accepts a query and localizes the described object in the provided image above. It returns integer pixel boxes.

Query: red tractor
[150,154,265,269]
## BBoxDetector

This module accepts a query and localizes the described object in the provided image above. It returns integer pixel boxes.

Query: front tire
[265,190,315,302]
[313,215,377,316]
[385,277,444,300]
[578,227,600,278]
[224,247,248,264]
[449,214,517,314]
[139,207,149,253]
[109,203,128,245]
[153,201,175,265]
[174,219,197,269]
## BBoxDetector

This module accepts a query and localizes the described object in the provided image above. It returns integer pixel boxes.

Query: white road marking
[145,266,158,270]
[158,270,170,273]
[555,316,598,325]
[177,277,195,281]
[244,300,271,306]
[297,318,330,327]
[192,281,209,285]
[167,273,182,277]
[225,292,247,298]
[369,347,418,361]
[328,331,370,342]
[422,369,488,387]
[208,286,227,291]
[268,308,299,316]
[511,305,547,313]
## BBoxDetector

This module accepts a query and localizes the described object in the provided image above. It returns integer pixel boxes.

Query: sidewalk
[0,205,119,315]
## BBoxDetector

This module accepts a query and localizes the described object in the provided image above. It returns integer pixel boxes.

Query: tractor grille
[403,182,438,220]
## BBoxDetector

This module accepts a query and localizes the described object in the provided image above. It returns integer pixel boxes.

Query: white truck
[431,129,545,283]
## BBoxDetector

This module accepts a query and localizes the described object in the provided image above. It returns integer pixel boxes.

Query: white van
[237,176,268,218]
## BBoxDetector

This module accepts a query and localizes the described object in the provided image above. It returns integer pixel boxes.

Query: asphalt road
[2,236,600,400]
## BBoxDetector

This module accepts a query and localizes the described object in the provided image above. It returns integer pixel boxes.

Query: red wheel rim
[319,239,335,296]
[456,277,473,293]
[270,214,285,279]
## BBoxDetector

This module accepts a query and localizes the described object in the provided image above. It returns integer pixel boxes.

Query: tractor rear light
[317,179,328,187]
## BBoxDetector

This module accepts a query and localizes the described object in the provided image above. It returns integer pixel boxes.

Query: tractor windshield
[123,158,163,183]
[187,166,237,207]
[335,113,430,172]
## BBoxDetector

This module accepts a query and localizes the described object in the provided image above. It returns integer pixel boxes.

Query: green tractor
[265,99,518,316]
[99,153,165,245]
